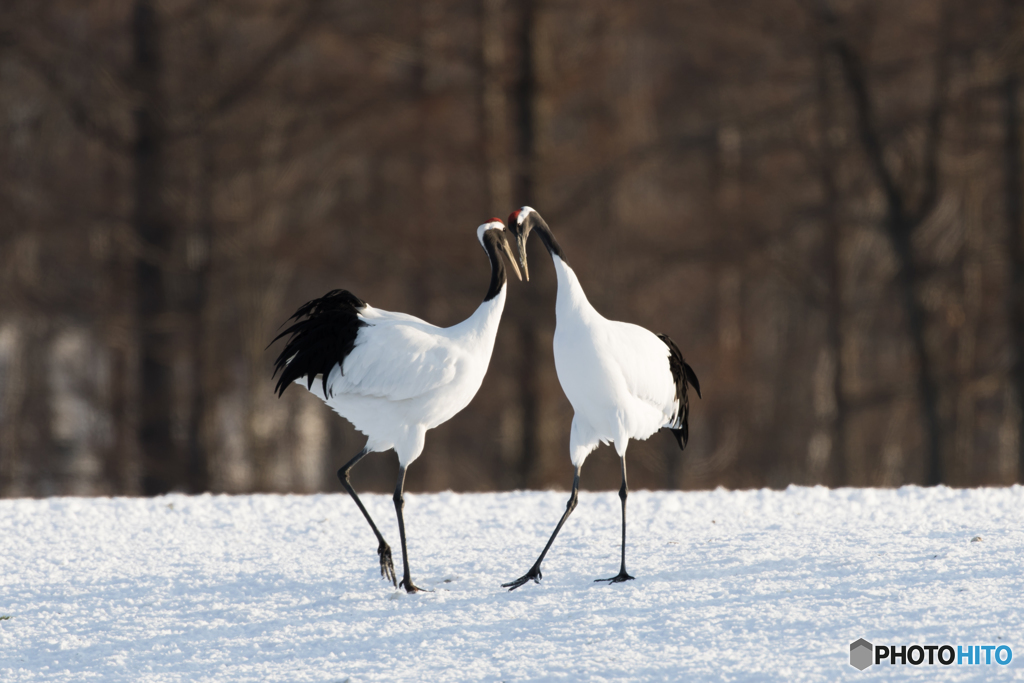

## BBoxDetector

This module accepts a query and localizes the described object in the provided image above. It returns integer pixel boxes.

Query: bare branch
[914,0,951,225]
[0,30,130,154]
[830,38,907,226]
[170,0,325,138]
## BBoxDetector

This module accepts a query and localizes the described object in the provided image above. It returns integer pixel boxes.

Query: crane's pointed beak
[501,232,523,281]
[515,233,530,282]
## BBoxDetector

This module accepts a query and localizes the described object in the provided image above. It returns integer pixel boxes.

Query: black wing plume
[657,333,701,451]
[270,289,368,398]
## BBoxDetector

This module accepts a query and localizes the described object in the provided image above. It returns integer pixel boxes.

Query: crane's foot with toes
[595,570,634,584]
[399,578,429,593]
[378,542,397,587]
[502,566,542,591]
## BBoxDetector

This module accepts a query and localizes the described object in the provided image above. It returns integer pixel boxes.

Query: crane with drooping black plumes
[271,220,521,593]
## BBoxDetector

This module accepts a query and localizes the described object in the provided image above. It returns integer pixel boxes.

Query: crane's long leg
[393,466,425,593]
[337,448,396,587]
[502,466,581,591]
[596,455,634,583]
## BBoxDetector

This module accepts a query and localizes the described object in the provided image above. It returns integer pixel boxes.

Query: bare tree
[825,1,951,484]
[0,0,1018,496]
[1004,0,1024,483]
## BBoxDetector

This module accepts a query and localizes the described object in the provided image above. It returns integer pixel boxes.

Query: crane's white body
[275,220,518,593]
[304,290,505,466]
[502,206,697,590]
[550,257,681,466]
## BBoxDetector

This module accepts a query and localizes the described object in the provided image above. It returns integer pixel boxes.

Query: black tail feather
[670,423,689,451]
[684,361,701,399]
[657,333,701,451]
[270,289,367,398]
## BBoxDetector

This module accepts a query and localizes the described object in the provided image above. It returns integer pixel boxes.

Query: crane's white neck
[552,256,595,318]
[459,281,507,340]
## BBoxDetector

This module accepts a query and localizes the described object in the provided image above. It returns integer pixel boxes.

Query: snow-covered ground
[1,486,1022,682]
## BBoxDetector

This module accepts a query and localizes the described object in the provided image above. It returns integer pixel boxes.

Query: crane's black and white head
[507,206,565,281]
[478,218,522,301]
[507,207,538,282]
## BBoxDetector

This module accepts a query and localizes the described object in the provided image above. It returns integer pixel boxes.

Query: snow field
[1,485,1022,682]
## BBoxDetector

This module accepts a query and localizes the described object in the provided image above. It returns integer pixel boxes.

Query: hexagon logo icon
[850,638,873,670]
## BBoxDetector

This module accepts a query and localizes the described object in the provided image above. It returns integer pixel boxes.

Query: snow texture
[1,486,1022,682]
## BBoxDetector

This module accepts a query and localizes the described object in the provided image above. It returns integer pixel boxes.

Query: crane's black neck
[530,216,568,264]
[482,231,507,302]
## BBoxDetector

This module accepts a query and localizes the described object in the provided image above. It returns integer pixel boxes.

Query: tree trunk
[830,19,948,485]
[103,246,139,495]
[184,135,213,493]
[133,0,176,495]
[815,38,848,486]
[889,222,943,485]
[1004,0,1024,483]
[510,0,543,489]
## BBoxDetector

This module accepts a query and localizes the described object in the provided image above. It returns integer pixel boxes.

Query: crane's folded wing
[324,321,458,402]
[604,321,678,420]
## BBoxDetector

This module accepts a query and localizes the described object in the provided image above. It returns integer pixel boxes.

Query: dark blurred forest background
[1,0,1023,498]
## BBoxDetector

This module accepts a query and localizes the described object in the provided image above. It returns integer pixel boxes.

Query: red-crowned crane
[502,207,700,590]
[271,220,521,593]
